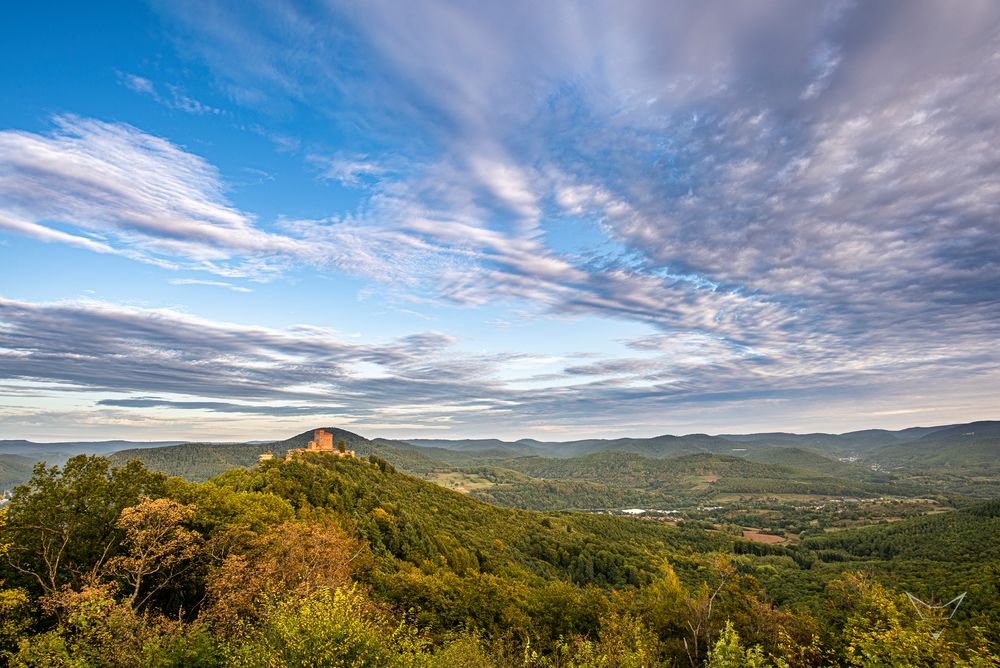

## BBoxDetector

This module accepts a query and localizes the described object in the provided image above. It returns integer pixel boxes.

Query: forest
[1,448,998,667]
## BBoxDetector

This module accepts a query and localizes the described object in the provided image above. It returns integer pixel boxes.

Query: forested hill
[108,430,906,510]
[0,454,36,489]
[407,421,995,459]
[469,451,897,503]
[216,452,727,584]
[869,421,1000,469]
[0,418,985,505]
[2,449,998,665]
[406,432,756,458]
[109,428,444,482]
[0,439,185,466]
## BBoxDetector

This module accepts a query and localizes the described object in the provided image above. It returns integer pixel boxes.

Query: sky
[1,1,998,443]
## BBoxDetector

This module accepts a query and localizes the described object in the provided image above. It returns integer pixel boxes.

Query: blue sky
[1,1,998,442]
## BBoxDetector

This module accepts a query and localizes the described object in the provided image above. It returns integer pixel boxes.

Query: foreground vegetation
[1,450,997,667]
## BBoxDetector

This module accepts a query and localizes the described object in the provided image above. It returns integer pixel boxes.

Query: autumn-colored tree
[110,498,203,610]
[680,552,737,666]
[204,520,367,634]
[13,582,220,667]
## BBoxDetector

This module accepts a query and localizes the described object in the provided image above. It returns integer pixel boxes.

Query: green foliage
[165,478,295,534]
[706,622,770,668]
[0,455,36,490]
[1,452,998,667]
[12,584,222,667]
[829,574,999,668]
[0,509,32,661]
[1,456,167,597]
[222,587,434,668]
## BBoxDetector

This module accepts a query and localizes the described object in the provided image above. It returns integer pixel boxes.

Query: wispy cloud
[169,278,252,293]
[118,71,226,115]
[314,153,387,187]
[0,116,447,284]
[0,116,296,273]
[1,296,996,438]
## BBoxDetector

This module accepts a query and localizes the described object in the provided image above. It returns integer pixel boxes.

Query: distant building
[308,429,334,451]
[286,429,356,460]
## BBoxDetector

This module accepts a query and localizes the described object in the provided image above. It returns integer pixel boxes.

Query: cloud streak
[1,297,996,439]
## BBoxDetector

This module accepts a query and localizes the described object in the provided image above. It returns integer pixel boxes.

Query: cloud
[0,116,299,271]
[0,116,454,285]
[169,278,252,293]
[97,398,335,416]
[5,3,1000,436]
[146,2,1000,349]
[118,71,225,115]
[314,154,387,187]
[0,296,512,414]
[1,296,997,438]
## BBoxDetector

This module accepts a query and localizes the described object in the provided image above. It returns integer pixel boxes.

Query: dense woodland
[1,443,999,666]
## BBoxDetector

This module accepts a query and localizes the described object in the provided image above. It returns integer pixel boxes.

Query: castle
[259,429,356,463]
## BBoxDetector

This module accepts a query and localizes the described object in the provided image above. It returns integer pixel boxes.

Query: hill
[217,452,726,586]
[801,499,1000,564]
[110,428,445,482]
[406,433,757,458]
[463,451,899,510]
[0,439,185,463]
[112,429,910,509]
[408,422,969,459]
[0,440,183,488]
[4,444,999,664]
[738,447,886,481]
[0,453,37,489]
[869,421,1000,470]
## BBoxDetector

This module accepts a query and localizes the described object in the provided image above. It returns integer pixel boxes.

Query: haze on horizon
[1,1,999,443]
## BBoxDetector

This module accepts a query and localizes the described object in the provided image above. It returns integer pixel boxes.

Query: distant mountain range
[2,421,997,500]
[0,439,186,464]
[405,421,993,459]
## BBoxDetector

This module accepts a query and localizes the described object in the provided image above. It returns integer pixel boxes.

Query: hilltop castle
[258,428,356,464]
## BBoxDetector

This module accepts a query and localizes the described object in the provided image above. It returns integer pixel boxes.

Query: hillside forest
[0,423,998,666]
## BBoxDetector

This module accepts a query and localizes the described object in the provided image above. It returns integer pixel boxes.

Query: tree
[222,587,434,668]
[706,621,770,668]
[827,573,998,668]
[0,508,32,660]
[110,498,203,610]
[12,582,221,667]
[204,520,367,634]
[1,456,166,599]
[681,553,737,666]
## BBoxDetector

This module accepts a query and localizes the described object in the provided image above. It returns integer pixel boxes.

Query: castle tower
[307,428,334,451]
